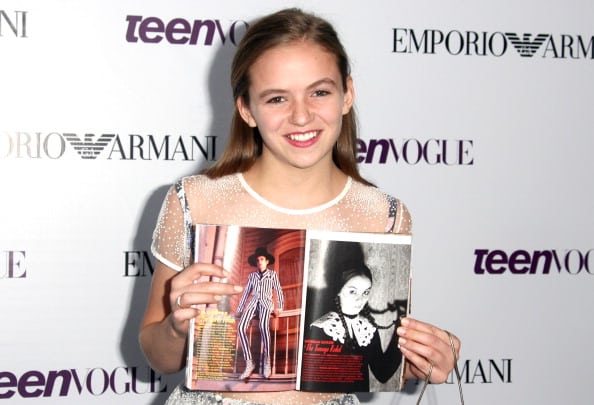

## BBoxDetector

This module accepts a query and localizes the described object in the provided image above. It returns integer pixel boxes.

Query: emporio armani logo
[1,131,217,160]
[504,33,550,57]
[0,10,28,38]
[393,28,593,59]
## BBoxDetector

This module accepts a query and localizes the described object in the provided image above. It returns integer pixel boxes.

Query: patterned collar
[310,311,376,346]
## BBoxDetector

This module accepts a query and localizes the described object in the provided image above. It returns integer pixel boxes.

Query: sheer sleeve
[150,182,188,271]
[385,195,412,235]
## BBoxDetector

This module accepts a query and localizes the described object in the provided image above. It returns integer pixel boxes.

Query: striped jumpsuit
[236,268,284,363]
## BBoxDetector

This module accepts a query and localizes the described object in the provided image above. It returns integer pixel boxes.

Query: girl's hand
[168,262,243,337]
[397,317,461,383]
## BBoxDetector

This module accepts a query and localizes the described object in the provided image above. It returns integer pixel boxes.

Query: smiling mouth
[287,131,319,142]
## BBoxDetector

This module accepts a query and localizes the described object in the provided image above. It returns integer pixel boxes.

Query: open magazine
[186,225,412,393]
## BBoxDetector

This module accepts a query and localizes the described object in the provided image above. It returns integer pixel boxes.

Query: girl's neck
[242,161,348,210]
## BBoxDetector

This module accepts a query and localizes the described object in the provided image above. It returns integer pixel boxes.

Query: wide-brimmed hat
[248,247,275,266]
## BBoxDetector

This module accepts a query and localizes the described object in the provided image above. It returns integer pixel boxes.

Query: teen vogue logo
[0,131,217,161]
[474,249,594,275]
[0,366,166,399]
[393,28,594,59]
[356,138,474,165]
[125,15,248,46]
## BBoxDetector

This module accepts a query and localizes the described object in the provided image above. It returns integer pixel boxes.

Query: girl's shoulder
[346,180,412,234]
[177,173,241,193]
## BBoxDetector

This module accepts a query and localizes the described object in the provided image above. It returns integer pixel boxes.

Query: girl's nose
[289,99,312,126]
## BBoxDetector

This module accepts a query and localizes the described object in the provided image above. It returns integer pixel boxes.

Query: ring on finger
[176,294,183,309]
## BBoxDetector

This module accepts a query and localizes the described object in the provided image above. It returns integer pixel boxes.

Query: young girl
[140,7,460,405]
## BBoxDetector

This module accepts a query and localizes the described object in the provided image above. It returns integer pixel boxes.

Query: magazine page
[297,231,412,392]
[186,224,306,392]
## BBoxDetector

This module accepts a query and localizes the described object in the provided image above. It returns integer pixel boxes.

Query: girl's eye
[362,290,371,297]
[267,96,284,104]
[313,90,330,97]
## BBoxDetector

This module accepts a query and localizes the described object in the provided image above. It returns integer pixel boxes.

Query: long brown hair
[202,8,373,186]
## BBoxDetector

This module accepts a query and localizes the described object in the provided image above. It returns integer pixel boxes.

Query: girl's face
[237,40,354,173]
[338,275,372,316]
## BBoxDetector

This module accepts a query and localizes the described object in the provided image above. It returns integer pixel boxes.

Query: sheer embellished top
[152,173,411,271]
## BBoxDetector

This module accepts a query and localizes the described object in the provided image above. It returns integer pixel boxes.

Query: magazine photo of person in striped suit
[236,247,285,380]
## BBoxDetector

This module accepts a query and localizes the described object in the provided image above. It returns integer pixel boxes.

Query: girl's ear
[342,76,355,115]
[236,97,257,127]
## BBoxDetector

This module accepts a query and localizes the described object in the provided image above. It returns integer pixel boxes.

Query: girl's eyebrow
[256,88,288,100]
[306,78,338,90]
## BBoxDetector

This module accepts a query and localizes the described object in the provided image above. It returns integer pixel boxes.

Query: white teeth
[288,131,318,142]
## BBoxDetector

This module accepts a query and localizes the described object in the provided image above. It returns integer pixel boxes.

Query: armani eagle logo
[504,33,550,57]
[62,133,116,159]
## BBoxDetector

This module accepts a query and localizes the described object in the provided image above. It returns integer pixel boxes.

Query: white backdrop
[1,1,593,404]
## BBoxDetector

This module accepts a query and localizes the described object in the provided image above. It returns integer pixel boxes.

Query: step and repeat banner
[1,1,593,404]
